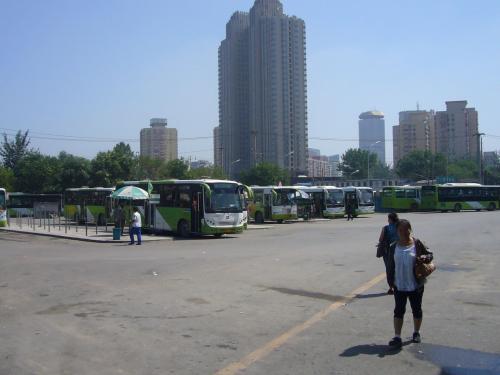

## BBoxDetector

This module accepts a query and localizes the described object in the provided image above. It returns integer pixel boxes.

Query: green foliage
[484,165,500,185]
[0,166,15,191]
[239,162,290,186]
[56,152,91,191]
[396,151,447,180]
[447,159,478,181]
[133,156,165,180]
[14,152,60,193]
[162,159,189,179]
[90,143,137,187]
[188,166,227,180]
[339,148,381,179]
[1,130,31,170]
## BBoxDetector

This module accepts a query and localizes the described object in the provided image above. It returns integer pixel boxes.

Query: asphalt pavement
[1,212,499,375]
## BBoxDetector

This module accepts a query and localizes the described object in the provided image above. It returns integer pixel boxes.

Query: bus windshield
[326,190,344,207]
[206,183,243,213]
[0,190,5,209]
[359,189,374,205]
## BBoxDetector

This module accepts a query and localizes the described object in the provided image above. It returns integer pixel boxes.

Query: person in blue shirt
[378,212,399,294]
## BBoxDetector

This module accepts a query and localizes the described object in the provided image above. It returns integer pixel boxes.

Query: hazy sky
[1,0,499,165]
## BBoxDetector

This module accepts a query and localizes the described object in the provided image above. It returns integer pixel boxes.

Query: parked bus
[294,186,328,219]
[420,183,500,212]
[118,180,249,237]
[381,186,422,211]
[323,186,345,218]
[249,186,300,224]
[0,188,6,227]
[343,187,375,216]
[64,188,114,225]
[7,193,62,218]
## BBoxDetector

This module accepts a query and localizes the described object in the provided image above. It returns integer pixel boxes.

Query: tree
[239,162,290,186]
[0,166,15,191]
[162,159,189,179]
[1,130,31,170]
[56,152,91,191]
[188,166,227,180]
[14,152,60,193]
[396,151,447,181]
[447,159,478,181]
[339,148,378,179]
[132,156,166,180]
[90,143,137,186]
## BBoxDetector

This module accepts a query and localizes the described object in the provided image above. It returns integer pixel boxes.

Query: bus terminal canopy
[111,186,149,201]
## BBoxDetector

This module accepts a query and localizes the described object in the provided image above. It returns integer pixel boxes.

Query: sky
[1,0,500,166]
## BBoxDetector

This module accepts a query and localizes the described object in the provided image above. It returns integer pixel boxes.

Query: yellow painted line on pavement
[214,272,386,375]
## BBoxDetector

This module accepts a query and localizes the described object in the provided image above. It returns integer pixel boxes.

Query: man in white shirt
[129,207,142,245]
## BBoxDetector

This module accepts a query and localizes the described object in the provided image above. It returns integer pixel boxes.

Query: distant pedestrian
[129,207,142,245]
[387,219,434,349]
[346,198,355,221]
[377,212,399,294]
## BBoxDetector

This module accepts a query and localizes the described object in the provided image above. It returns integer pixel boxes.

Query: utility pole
[474,132,485,184]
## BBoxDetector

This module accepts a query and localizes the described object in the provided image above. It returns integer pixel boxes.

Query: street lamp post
[230,159,241,180]
[367,141,381,183]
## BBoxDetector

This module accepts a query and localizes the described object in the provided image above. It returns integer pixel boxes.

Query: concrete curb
[0,228,173,244]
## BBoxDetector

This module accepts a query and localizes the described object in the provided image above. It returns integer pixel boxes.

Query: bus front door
[191,190,203,233]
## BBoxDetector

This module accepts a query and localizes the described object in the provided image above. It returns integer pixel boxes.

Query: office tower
[219,0,308,178]
[213,126,222,167]
[393,110,435,166]
[359,111,386,164]
[434,101,478,160]
[140,118,178,161]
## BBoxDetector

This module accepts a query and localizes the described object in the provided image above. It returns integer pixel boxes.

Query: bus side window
[160,185,176,207]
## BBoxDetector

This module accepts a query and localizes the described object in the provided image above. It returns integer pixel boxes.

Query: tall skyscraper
[434,101,478,160]
[140,118,178,161]
[219,0,308,178]
[213,126,222,167]
[358,111,386,164]
[393,110,435,166]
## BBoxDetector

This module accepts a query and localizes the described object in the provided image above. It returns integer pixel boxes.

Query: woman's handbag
[414,239,436,278]
[415,259,436,278]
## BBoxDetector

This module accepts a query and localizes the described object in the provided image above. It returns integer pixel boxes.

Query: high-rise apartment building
[393,110,435,166]
[213,126,222,167]
[359,111,385,164]
[140,118,178,161]
[219,0,308,178]
[434,101,478,160]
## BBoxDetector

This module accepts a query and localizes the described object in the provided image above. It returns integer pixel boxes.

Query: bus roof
[343,186,373,191]
[7,192,62,196]
[382,186,421,190]
[0,188,6,193]
[120,179,241,186]
[293,186,328,193]
[322,186,343,190]
[65,187,115,192]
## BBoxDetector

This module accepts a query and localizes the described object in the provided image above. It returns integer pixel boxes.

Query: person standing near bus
[346,197,355,221]
[387,219,433,349]
[129,207,142,245]
[114,204,125,235]
[378,212,399,294]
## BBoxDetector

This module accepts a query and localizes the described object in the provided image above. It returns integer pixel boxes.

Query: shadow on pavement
[355,292,388,299]
[340,341,412,358]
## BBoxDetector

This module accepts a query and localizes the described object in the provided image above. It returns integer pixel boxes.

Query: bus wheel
[453,203,462,212]
[214,233,223,238]
[410,203,418,211]
[488,202,496,211]
[255,212,264,224]
[277,219,284,224]
[177,220,190,238]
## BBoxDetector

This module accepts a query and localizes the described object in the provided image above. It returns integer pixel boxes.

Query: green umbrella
[111,186,149,201]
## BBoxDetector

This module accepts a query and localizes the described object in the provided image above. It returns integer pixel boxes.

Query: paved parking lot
[1,212,499,375]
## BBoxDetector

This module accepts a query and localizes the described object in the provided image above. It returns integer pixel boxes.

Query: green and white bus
[323,186,345,218]
[381,186,421,211]
[420,183,500,212]
[249,186,300,224]
[118,180,248,237]
[0,188,6,227]
[64,188,114,225]
[343,187,375,216]
[294,186,328,218]
[7,193,62,218]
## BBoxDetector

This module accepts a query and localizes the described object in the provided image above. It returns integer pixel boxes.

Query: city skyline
[1,0,500,165]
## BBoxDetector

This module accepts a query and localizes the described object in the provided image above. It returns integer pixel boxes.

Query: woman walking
[387,219,433,348]
[378,212,399,294]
